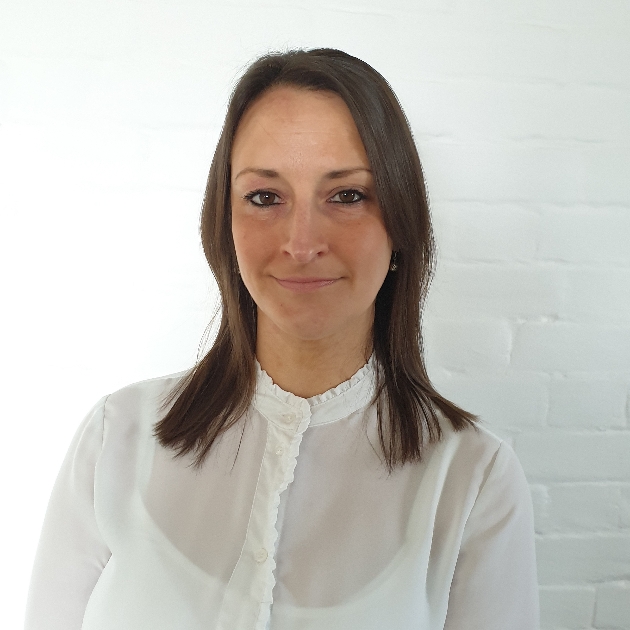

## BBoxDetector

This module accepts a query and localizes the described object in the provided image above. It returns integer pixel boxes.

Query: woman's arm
[25,397,112,630]
[444,441,540,630]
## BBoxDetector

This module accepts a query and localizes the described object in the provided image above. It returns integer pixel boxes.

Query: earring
[389,252,398,271]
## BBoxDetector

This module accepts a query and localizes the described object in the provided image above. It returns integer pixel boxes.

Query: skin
[231,86,392,398]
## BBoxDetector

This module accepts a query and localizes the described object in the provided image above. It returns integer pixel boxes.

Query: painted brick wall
[418,3,630,627]
[1,0,628,628]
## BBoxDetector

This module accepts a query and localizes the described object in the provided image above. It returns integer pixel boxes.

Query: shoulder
[105,369,189,408]
[434,420,530,508]
[100,369,190,432]
[437,420,504,474]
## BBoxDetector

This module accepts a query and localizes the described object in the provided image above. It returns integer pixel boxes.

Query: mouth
[274,277,340,293]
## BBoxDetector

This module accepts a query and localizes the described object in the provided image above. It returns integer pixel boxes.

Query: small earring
[389,252,398,271]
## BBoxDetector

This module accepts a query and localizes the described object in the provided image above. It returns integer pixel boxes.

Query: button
[281,412,297,424]
[255,548,268,563]
[275,446,284,456]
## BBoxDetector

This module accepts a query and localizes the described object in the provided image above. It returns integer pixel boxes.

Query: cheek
[231,216,247,262]
[232,214,256,261]
[346,224,391,278]
[337,234,390,310]
[231,215,274,279]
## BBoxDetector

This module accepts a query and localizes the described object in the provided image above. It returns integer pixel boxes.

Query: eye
[329,189,365,204]
[244,190,281,207]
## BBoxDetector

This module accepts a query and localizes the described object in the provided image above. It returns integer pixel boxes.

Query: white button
[275,446,284,456]
[281,412,297,423]
[255,548,268,563]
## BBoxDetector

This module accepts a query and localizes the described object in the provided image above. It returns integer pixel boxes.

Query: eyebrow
[234,167,372,181]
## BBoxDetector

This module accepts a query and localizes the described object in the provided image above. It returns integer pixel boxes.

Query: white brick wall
[1,0,628,628]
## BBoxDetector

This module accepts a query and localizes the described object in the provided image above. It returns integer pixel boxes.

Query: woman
[25,49,539,630]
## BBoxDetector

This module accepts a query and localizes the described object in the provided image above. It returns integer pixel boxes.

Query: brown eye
[330,190,364,204]
[246,191,280,206]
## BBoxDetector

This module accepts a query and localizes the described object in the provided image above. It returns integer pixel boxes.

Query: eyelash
[243,189,280,207]
[330,189,366,204]
[243,188,367,207]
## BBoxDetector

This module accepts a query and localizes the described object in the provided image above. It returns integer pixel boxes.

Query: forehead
[231,86,368,168]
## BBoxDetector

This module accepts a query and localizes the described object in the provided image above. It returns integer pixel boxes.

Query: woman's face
[230,86,392,346]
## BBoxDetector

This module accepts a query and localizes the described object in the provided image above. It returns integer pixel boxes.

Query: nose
[282,198,328,264]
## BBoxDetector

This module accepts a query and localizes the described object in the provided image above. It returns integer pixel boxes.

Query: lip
[274,276,340,293]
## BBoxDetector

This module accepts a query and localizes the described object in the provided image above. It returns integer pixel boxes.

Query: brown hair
[155,48,476,470]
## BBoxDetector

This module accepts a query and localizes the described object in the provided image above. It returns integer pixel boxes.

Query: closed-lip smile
[274,276,340,293]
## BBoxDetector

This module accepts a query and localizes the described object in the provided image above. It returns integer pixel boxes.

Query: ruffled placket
[215,357,376,630]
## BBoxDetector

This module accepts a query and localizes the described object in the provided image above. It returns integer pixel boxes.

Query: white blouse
[25,357,539,630]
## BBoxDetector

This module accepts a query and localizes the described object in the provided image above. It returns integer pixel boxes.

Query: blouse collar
[253,355,377,429]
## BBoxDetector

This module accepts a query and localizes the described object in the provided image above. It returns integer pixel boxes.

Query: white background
[1,0,629,628]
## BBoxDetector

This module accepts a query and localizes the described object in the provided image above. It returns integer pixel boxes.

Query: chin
[268,309,344,340]
[280,321,337,342]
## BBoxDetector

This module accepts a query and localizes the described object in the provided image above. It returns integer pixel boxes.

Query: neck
[255,314,372,399]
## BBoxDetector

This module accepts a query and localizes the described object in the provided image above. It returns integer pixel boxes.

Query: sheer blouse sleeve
[25,396,112,630]
[444,441,540,630]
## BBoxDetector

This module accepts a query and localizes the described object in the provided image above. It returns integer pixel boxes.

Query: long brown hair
[155,48,476,471]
